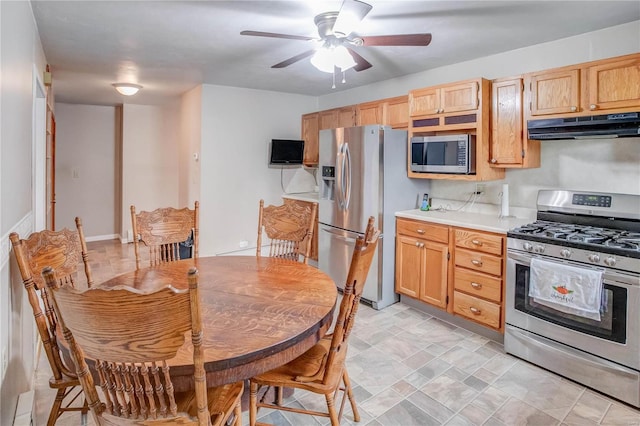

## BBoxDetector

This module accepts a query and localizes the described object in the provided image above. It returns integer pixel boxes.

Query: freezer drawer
[318,224,380,304]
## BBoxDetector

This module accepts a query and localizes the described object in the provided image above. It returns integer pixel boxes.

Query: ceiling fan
[240,0,432,73]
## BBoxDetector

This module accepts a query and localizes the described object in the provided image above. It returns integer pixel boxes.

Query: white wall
[178,86,202,207]
[55,103,118,238]
[198,85,316,255]
[318,21,640,209]
[121,103,181,240]
[0,1,47,423]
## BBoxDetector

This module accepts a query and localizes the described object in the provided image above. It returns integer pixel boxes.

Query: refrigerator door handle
[321,226,360,243]
[343,142,352,211]
[336,143,345,210]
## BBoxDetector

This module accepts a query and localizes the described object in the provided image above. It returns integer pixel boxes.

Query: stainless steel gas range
[504,189,640,407]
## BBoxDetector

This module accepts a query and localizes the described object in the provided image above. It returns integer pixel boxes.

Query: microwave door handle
[343,142,351,211]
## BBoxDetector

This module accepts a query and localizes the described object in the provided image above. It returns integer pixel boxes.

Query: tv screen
[269,139,304,165]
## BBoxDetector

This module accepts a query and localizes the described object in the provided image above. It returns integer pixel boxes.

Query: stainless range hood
[527,111,640,140]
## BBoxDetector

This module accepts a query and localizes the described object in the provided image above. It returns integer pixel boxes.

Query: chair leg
[249,381,258,426]
[275,386,283,405]
[325,393,340,426]
[47,388,66,426]
[233,398,242,426]
[343,370,360,422]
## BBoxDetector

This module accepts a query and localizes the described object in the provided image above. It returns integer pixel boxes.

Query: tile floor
[34,239,640,425]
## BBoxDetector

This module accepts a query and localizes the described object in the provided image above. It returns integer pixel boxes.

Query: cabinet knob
[471,239,483,246]
[470,282,482,289]
[590,104,597,110]
[490,158,497,164]
[471,259,483,267]
[415,241,421,247]
[470,307,482,315]
[420,243,425,248]
[416,229,425,234]
[570,106,577,112]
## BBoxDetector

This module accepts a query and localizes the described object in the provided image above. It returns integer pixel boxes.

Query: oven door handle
[507,251,533,265]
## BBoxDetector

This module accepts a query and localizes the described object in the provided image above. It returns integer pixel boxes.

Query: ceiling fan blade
[332,0,373,37]
[240,30,315,42]
[360,33,432,46]
[346,48,372,72]
[272,50,316,68]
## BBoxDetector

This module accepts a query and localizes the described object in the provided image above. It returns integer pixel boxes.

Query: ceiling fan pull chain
[332,69,336,89]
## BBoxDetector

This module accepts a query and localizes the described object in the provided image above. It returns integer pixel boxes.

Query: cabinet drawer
[453,291,501,329]
[455,248,502,276]
[454,268,502,303]
[396,219,449,243]
[455,229,503,256]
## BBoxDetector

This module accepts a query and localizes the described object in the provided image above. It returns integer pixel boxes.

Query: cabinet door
[440,81,479,114]
[420,240,449,308]
[491,78,523,166]
[409,87,440,116]
[357,102,382,126]
[386,96,409,128]
[319,109,339,130]
[529,69,580,116]
[395,235,423,299]
[301,113,319,165]
[587,56,640,112]
[337,106,357,128]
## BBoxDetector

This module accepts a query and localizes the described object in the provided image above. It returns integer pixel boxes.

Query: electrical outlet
[475,184,486,194]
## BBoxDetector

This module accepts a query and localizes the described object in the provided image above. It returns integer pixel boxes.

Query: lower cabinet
[395,219,449,309]
[395,217,506,331]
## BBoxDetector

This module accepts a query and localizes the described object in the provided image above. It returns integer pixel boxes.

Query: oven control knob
[588,254,600,263]
[523,242,533,252]
[560,248,572,258]
[534,245,545,254]
[604,256,617,267]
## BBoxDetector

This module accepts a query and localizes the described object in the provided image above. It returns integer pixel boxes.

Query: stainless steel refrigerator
[318,125,429,309]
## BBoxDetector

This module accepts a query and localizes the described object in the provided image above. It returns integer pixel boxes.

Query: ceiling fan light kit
[112,83,142,96]
[240,0,432,86]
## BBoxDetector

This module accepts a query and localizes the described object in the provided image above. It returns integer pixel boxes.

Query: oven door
[505,249,640,370]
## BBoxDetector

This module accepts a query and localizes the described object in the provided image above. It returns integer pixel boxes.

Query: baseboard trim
[85,234,119,242]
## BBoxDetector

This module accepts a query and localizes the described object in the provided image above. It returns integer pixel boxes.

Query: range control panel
[572,193,612,208]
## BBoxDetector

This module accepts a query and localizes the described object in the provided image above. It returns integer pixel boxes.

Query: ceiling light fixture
[310,45,357,73]
[112,83,142,96]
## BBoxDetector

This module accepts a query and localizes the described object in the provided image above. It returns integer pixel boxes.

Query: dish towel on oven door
[528,258,604,321]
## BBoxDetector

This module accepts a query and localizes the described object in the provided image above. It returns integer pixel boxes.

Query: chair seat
[176,382,244,425]
[251,336,346,394]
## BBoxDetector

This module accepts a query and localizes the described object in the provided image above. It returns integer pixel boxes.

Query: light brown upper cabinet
[357,96,409,128]
[357,101,383,126]
[525,52,640,118]
[318,109,339,130]
[301,112,319,166]
[586,55,640,112]
[490,77,540,169]
[385,96,409,129]
[319,105,358,130]
[410,80,479,117]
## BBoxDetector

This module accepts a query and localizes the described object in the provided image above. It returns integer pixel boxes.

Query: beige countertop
[395,208,533,234]
[281,192,319,203]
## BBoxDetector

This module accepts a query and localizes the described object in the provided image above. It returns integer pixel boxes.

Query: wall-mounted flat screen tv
[269,139,304,165]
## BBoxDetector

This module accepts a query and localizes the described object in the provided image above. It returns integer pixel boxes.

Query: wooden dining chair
[256,199,317,264]
[42,266,243,426]
[131,201,199,270]
[9,217,93,426]
[249,216,380,426]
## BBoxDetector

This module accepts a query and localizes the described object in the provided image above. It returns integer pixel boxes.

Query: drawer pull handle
[416,229,425,234]
[471,239,482,246]
[415,242,425,248]
[470,282,482,289]
[471,259,483,266]
[470,307,481,315]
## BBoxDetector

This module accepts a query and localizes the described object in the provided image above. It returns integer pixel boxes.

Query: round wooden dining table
[96,256,338,391]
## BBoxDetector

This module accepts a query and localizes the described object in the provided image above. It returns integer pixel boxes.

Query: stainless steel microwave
[410,134,476,174]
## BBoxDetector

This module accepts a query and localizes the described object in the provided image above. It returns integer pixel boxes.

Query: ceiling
[31,1,640,106]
